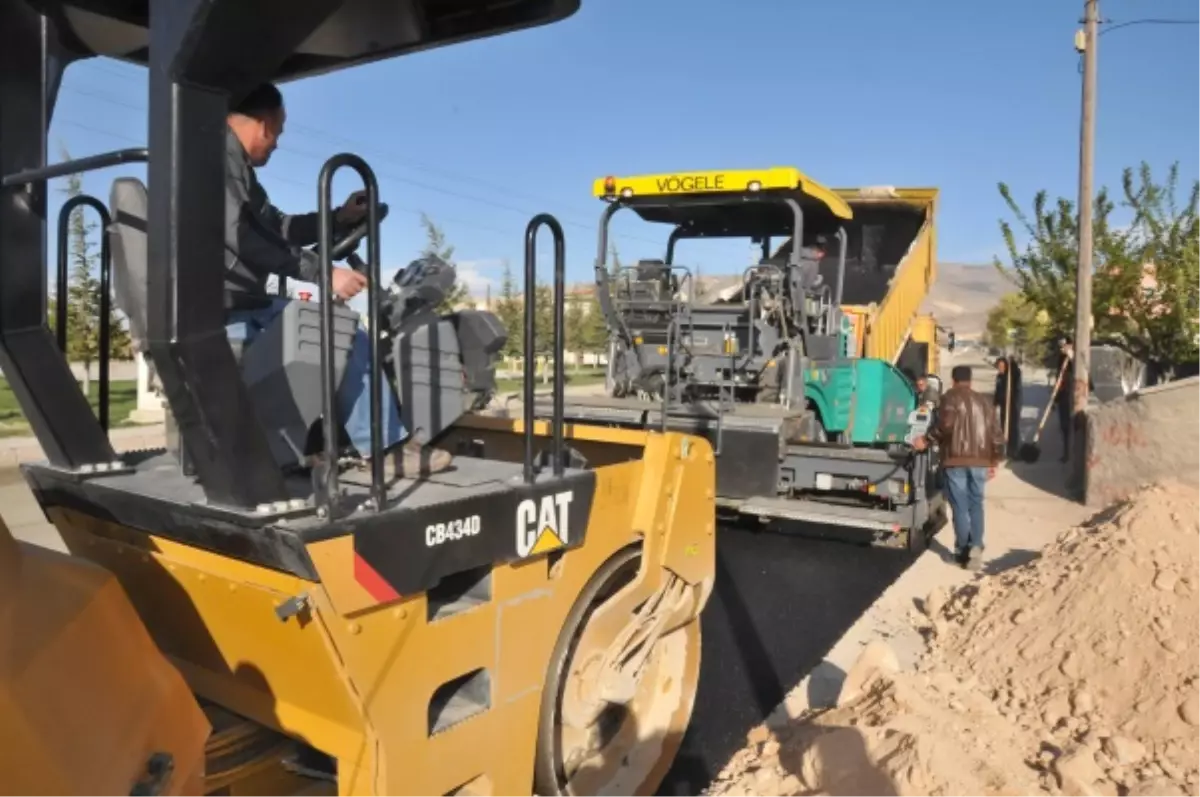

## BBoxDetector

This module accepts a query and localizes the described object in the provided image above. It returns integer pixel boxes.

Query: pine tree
[59,156,132,396]
[495,260,523,359]
[420,213,470,312]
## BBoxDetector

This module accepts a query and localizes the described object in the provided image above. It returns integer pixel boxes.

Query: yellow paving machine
[535,169,946,548]
[0,1,715,794]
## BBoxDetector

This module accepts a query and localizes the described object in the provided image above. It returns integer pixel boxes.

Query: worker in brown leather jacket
[915,365,1004,570]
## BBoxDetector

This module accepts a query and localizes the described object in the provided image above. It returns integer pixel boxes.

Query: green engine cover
[803,359,915,445]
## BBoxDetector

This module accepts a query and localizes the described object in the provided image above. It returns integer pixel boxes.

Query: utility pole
[1071,0,1098,492]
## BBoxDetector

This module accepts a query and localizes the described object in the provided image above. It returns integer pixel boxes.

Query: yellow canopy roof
[592,166,853,220]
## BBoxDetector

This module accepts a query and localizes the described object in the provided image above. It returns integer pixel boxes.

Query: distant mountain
[474,263,1014,340]
[920,262,1015,339]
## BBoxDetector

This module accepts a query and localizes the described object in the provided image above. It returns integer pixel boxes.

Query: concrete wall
[1085,376,1200,507]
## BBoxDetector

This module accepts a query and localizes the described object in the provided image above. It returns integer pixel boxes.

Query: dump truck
[0,1,717,794]
[532,167,946,548]
[817,186,942,382]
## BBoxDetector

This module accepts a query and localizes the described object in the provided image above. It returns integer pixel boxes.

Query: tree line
[421,214,613,365]
[984,161,1199,379]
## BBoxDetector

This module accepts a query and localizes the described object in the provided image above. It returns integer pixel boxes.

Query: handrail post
[524,213,567,481]
[56,195,113,432]
[317,153,384,514]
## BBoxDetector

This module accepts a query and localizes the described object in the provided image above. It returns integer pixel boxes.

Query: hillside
[920,262,1014,340]
[461,263,1014,339]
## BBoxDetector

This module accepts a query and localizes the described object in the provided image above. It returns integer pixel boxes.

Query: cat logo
[515,490,574,558]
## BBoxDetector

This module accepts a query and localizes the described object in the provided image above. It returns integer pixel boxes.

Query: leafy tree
[533,282,555,382]
[1104,163,1199,374]
[564,292,588,370]
[58,159,132,395]
[420,213,470,313]
[982,292,1050,363]
[995,161,1199,376]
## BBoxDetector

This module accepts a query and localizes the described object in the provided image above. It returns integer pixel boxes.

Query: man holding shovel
[914,365,1004,570]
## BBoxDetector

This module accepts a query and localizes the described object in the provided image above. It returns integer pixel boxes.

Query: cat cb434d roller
[533,168,947,550]
[0,1,715,794]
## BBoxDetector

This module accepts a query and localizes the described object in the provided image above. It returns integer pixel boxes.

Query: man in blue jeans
[225,82,451,476]
[915,365,1003,570]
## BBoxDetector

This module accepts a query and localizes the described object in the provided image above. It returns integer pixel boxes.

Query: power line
[49,117,516,239]
[71,67,663,248]
[1099,17,1199,36]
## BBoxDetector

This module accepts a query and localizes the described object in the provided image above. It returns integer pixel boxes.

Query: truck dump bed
[775,187,938,365]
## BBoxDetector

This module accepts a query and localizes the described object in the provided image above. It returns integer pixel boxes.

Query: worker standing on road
[915,373,940,410]
[914,365,1003,571]
[994,356,1023,458]
[1054,339,1075,463]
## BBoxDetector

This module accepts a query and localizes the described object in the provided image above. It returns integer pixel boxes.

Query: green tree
[564,292,588,370]
[533,282,555,383]
[58,158,132,395]
[495,260,523,359]
[995,161,1199,374]
[982,292,1050,363]
[1104,163,1199,374]
[419,213,470,313]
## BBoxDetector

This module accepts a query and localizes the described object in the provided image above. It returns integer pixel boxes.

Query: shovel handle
[1032,357,1071,442]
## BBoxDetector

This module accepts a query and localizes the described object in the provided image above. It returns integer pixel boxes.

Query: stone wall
[1085,377,1200,507]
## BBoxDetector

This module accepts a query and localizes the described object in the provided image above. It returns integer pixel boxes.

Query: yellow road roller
[0,1,715,793]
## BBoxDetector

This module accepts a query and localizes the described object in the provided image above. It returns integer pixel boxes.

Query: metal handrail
[55,195,113,432]
[317,154,384,514]
[523,214,567,481]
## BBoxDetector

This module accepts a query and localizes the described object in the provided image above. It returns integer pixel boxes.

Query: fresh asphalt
[658,523,914,795]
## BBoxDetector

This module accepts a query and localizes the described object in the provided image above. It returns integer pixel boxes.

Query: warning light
[604,176,616,194]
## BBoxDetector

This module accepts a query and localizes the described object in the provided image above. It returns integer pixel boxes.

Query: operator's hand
[336,190,368,225]
[987,467,997,481]
[911,435,928,452]
[331,267,367,301]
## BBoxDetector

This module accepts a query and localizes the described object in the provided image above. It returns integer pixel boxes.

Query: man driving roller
[225,82,451,476]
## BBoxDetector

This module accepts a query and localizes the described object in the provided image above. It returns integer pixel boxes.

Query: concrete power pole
[1071,0,1098,492]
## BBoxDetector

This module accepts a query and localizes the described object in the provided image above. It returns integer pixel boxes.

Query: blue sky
[49,0,1198,298]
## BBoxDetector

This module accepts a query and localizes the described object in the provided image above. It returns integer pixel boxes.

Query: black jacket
[224,128,345,308]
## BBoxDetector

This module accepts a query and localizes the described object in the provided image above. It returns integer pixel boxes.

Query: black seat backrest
[108,178,151,352]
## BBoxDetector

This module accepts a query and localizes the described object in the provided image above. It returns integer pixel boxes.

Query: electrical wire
[1099,17,1199,36]
[65,71,666,248]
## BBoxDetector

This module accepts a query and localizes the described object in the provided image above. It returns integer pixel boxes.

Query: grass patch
[495,368,605,395]
[0,378,138,438]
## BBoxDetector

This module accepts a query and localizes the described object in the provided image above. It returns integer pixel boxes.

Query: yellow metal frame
[832,186,940,366]
[593,166,852,220]
[0,520,209,795]
[48,418,716,796]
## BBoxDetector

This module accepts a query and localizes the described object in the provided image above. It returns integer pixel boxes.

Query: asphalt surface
[658,524,914,795]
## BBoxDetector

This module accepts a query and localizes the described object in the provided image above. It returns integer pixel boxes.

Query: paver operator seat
[106,176,508,470]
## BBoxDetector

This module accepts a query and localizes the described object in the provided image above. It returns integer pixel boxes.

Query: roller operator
[224,82,451,476]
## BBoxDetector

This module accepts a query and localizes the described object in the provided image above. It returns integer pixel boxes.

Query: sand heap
[708,481,1200,796]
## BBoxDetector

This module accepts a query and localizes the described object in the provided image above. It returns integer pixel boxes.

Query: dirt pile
[707,481,1200,796]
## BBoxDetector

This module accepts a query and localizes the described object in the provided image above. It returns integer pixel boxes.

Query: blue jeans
[944,466,987,554]
[226,298,406,457]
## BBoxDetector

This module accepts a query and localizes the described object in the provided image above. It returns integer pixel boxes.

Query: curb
[0,425,166,470]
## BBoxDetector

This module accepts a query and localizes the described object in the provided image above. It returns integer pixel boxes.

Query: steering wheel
[327,202,390,262]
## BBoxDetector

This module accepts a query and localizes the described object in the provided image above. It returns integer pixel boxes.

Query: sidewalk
[0,381,606,467]
[0,423,165,468]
